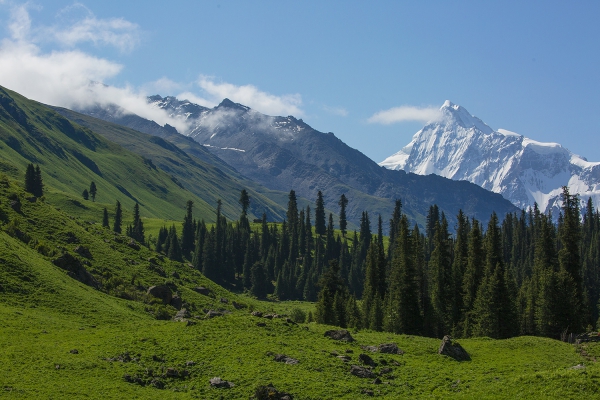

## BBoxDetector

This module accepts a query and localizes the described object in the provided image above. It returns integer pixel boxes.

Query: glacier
[380,101,600,214]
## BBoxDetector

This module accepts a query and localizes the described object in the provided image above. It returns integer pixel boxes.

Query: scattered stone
[10,199,21,213]
[185,320,196,327]
[378,343,404,355]
[170,295,182,310]
[350,365,375,378]
[52,253,100,289]
[147,257,158,264]
[362,345,378,352]
[152,355,164,362]
[346,349,354,354]
[165,367,179,377]
[359,353,376,367]
[438,335,470,361]
[185,361,195,367]
[285,318,297,325]
[173,308,191,321]
[205,310,223,319]
[253,383,293,400]
[380,367,392,374]
[106,352,132,362]
[251,311,263,317]
[147,285,172,305]
[74,245,92,259]
[127,239,140,250]
[372,377,382,385]
[257,322,267,327]
[193,286,211,296]
[273,354,299,365]
[123,374,144,385]
[210,377,234,388]
[570,364,586,370]
[220,297,229,304]
[55,364,60,370]
[150,378,165,389]
[69,349,79,354]
[171,271,180,279]
[337,355,352,362]
[361,388,374,396]
[232,301,245,309]
[324,329,355,342]
[391,360,400,366]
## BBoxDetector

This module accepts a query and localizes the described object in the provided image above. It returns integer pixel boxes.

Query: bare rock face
[193,286,211,296]
[324,329,355,342]
[438,335,470,361]
[147,285,172,305]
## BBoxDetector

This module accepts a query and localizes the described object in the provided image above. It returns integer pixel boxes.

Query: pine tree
[166,225,183,262]
[102,207,109,228]
[250,261,268,299]
[89,181,97,202]
[181,200,195,257]
[316,260,347,325]
[239,189,250,233]
[429,215,452,337]
[461,219,484,336]
[202,227,218,281]
[113,200,122,234]
[315,190,326,236]
[129,202,144,243]
[338,194,348,236]
[82,189,89,200]
[33,165,43,197]
[384,215,422,335]
[24,163,36,194]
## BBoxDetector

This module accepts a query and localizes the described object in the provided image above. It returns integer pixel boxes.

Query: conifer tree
[315,190,326,236]
[202,227,218,281]
[166,225,183,262]
[113,200,122,234]
[384,215,421,335]
[24,163,36,194]
[429,215,452,337]
[128,202,145,243]
[102,207,109,228]
[338,194,348,236]
[316,260,347,325]
[181,200,195,257]
[89,181,97,201]
[82,189,89,200]
[250,261,268,299]
[33,165,43,197]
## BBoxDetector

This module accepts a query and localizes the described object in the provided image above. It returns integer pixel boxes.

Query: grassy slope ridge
[0,85,287,223]
[1,173,599,398]
[49,105,291,223]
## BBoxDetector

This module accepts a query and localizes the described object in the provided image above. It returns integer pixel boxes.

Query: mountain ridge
[380,101,600,213]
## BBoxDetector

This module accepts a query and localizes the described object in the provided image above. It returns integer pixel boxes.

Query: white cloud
[176,91,216,108]
[368,105,442,125]
[0,4,188,133]
[323,105,348,117]
[196,76,303,116]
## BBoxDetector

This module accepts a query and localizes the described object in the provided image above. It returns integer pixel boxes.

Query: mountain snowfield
[380,100,600,213]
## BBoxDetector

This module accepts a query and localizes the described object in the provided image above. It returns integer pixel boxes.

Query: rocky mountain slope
[137,96,517,228]
[380,101,600,213]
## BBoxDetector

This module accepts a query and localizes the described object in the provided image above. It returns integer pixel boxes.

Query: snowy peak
[380,101,600,214]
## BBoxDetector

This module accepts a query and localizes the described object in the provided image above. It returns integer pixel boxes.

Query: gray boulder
[438,335,470,361]
[324,329,355,342]
[350,365,375,378]
[210,377,234,388]
[147,285,172,305]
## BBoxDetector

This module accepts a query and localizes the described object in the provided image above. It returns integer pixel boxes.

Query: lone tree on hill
[24,163,43,197]
[113,200,122,234]
[82,189,89,200]
[89,181,97,202]
[102,208,109,228]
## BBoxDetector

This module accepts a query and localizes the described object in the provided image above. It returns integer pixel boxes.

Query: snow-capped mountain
[380,100,600,213]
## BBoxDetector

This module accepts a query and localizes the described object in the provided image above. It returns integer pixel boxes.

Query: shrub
[290,307,306,323]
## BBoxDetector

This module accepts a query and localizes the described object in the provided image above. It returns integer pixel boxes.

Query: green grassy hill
[0,85,288,224]
[1,168,599,398]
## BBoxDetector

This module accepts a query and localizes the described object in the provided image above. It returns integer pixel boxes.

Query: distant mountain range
[72,95,517,229]
[380,101,600,214]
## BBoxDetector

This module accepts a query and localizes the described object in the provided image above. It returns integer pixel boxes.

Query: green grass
[0,171,598,399]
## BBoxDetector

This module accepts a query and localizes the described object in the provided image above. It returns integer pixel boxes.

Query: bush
[290,307,306,323]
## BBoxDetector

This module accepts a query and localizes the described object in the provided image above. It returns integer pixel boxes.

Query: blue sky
[1,0,599,162]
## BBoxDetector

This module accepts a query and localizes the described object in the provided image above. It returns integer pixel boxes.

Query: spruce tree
[250,261,268,299]
[338,194,348,236]
[429,215,452,337]
[102,207,109,228]
[24,163,36,194]
[33,165,43,197]
[130,202,144,243]
[181,200,195,257]
[113,200,122,234]
[82,189,89,200]
[315,190,326,236]
[89,181,97,201]
[166,225,183,262]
